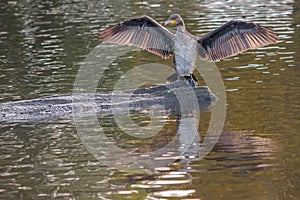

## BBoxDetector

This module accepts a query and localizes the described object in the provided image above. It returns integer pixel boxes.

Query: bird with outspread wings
[100,14,277,86]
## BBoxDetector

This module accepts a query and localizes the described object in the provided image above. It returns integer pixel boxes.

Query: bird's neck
[176,23,186,33]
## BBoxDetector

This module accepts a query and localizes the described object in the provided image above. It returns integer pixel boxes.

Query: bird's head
[164,14,184,26]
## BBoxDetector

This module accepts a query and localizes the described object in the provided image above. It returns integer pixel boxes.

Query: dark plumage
[99,14,278,86]
[198,20,278,61]
[99,16,174,59]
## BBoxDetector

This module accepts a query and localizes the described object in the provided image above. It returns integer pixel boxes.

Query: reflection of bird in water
[99,14,277,87]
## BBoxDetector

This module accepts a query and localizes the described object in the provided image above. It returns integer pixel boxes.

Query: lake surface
[0,0,299,199]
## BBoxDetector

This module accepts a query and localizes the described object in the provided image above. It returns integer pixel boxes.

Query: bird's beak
[164,19,176,26]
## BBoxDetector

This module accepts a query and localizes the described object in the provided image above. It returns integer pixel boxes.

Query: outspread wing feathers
[99,16,174,59]
[198,20,278,61]
[100,16,278,63]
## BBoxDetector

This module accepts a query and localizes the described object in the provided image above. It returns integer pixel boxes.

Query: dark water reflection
[0,0,299,199]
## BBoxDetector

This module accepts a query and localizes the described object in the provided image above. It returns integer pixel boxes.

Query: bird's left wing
[99,16,174,59]
[197,20,278,61]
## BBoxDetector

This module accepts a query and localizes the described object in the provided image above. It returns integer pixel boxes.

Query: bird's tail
[167,73,198,87]
[166,73,178,82]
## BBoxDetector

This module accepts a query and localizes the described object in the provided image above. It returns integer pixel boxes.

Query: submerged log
[0,82,216,122]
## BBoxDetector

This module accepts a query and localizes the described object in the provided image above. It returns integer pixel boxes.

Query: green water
[0,0,299,199]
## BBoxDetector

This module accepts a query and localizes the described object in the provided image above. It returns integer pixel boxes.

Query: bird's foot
[184,75,197,87]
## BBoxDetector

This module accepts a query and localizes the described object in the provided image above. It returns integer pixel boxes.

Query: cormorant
[99,14,277,86]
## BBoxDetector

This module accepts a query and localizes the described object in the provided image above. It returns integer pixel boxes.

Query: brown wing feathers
[100,16,277,62]
[99,16,174,59]
[198,21,278,61]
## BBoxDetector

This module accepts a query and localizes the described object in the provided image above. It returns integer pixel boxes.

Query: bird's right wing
[99,16,175,59]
